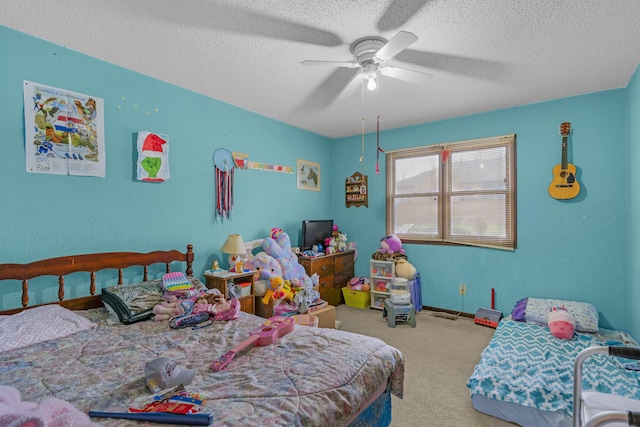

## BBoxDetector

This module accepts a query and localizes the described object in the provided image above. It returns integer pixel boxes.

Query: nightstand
[203,270,255,314]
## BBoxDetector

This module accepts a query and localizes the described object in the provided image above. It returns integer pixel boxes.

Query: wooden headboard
[0,244,194,315]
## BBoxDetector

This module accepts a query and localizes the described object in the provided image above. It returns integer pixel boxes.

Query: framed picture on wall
[297,159,320,191]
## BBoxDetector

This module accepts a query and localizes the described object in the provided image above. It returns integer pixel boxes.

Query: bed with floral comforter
[0,306,404,426]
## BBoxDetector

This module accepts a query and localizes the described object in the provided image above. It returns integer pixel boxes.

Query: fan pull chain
[360,116,365,173]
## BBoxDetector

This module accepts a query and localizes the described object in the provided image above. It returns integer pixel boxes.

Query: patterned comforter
[467,318,640,416]
[0,308,404,426]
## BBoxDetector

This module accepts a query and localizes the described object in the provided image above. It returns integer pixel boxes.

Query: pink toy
[211,316,295,371]
[378,234,405,255]
[152,301,184,321]
[0,385,99,426]
[262,231,306,281]
[547,306,575,340]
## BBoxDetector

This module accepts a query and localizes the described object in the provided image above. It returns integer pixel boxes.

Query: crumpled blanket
[0,386,100,427]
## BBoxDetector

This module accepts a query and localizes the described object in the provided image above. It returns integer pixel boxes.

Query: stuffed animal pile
[347,276,370,292]
[152,288,239,326]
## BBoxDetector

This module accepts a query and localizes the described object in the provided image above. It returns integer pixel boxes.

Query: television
[301,219,334,251]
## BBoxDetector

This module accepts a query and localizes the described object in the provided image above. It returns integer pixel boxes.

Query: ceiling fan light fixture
[365,70,377,91]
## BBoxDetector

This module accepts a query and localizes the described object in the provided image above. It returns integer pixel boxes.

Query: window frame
[386,134,517,250]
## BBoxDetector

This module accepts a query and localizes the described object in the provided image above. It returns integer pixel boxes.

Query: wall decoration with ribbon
[213,148,235,219]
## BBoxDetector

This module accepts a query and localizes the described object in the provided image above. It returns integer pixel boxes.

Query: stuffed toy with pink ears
[378,234,406,255]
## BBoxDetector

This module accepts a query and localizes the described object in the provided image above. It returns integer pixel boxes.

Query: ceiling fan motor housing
[350,36,387,66]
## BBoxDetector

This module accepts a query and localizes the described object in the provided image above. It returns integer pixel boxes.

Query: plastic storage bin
[342,287,371,309]
[390,277,409,292]
[237,282,252,297]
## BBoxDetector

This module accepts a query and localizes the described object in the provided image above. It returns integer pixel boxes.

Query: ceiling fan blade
[377,0,432,31]
[295,68,361,112]
[380,66,433,85]
[394,49,510,80]
[301,60,360,68]
[374,31,418,62]
[118,2,342,47]
[337,71,365,99]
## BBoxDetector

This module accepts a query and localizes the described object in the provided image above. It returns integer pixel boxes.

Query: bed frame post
[58,276,64,301]
[21,280,28,307]
[186,244,194,276]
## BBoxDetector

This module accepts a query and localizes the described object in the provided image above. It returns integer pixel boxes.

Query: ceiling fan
[301,31,433,99]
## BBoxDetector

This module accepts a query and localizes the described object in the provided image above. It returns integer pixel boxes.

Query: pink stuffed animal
[0,385,99,426]
[378,234,405,255]
[152,301,184,321]
[547,306,576,340]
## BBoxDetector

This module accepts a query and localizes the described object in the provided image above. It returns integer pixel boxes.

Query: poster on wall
[297,158,320,191]
[136,131,170,182]
[23,80,105,177]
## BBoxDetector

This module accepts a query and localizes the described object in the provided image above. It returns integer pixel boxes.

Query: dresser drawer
[308,257,335,277]
[334,270,354,290]
[334,254,354,273]
[317,273,335,295]
[320,287,342,306]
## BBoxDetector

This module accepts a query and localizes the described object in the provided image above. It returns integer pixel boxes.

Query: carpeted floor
[335,304,516,427]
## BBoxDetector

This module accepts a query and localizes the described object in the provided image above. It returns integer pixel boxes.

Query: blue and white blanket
[467,318,640,415]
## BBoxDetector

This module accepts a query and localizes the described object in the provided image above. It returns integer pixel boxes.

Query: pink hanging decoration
[441,149,450,164]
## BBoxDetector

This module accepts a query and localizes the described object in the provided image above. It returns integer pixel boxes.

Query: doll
[191,290,240,321]
[193,291,231,315]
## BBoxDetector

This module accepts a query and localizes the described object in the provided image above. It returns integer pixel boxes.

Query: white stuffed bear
[325,237,337,255]
[337,232,347,252]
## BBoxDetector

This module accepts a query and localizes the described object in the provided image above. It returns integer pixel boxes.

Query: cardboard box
[312,305,336,329]
[254,298,336,329]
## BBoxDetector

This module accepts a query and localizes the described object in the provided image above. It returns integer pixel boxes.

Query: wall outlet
[459,283,466,295]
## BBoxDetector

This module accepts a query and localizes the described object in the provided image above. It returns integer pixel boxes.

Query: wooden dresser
[299,250,355,306]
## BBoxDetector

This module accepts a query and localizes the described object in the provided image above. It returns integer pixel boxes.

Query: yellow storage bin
[342,287,371,309]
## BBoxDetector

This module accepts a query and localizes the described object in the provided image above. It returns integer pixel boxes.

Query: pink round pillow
[547,309,576,340]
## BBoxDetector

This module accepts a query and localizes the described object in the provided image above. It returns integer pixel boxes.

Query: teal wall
[334,90,631,331]
[628,64,640,340]
[0,27,333,308]
[1,26,638,335]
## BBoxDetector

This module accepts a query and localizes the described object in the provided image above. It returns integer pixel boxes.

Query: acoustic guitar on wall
[548,122,580,200]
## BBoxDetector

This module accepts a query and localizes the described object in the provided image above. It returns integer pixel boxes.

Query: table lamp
[221,234,246,272]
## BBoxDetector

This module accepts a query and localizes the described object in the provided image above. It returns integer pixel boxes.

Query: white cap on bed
[144,357,196,393]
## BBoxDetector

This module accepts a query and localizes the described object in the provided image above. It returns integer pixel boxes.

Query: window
[386,134,517,250]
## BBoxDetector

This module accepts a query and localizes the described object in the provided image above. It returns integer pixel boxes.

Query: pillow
[512,297,599,333]
[0,305,96,352]
[101,276,206,324]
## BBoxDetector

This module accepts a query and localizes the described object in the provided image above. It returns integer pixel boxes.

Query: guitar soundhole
[559,171,575,183]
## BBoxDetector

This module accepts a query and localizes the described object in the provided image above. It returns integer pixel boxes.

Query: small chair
[383,298,416,328]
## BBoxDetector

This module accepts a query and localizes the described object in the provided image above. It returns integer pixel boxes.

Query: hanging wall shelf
[345,172,368,208]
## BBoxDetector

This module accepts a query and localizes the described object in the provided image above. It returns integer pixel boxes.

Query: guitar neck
[228,334,260,354]
[561,135,568,169]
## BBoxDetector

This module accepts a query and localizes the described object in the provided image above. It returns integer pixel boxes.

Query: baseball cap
[144,357,197,393]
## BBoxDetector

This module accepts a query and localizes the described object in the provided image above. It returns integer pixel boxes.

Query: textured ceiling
[2,0,640,138]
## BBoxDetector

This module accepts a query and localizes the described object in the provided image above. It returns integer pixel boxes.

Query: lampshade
[221,234,246,255]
